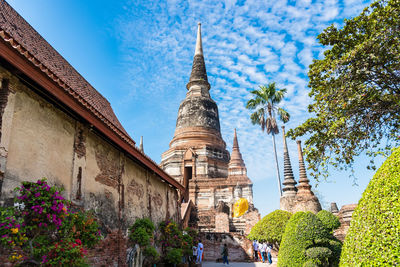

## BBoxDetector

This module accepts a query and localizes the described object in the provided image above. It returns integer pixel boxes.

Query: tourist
[260,242,267,263]
[252,240,259,261]
[267,243,273,264]
[197,240,204,263]
[192,244,197,264]
[221,243,229,265]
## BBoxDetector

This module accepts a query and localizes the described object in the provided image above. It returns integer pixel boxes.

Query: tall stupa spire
[195,22,203,56]
[187,22,210,91]
[282,126,297,196]
[296,140,314,195]
[228,129,247,176]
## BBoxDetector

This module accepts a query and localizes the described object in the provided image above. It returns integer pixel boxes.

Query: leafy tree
[247,210,292,249]
[340,147,400,266]
[287,0,400,181]
[246,82,290,195]
[316,210,341,234]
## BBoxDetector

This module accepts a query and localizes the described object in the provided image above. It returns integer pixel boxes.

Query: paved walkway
[202,259,277,267]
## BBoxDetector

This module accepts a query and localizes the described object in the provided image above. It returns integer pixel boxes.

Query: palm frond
[246,98,261,109]
[274,88,287,102]
[278,108,290,123]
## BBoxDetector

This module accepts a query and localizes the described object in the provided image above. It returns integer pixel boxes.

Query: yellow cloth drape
[233,198,249,218]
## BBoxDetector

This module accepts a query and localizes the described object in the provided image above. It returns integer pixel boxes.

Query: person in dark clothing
[221,243,229,265]
[267,243,273,264]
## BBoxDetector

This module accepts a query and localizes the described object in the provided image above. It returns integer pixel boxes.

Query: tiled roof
[0,0,132,143]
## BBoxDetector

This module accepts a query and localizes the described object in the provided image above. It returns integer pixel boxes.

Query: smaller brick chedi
[280,126,321,213]
[161,23,259,233]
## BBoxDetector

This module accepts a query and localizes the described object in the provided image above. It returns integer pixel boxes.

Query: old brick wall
[87,230,128,267]
[199,232,253,262]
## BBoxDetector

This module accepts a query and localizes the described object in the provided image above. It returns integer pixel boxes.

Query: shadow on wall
[199,232,252,262]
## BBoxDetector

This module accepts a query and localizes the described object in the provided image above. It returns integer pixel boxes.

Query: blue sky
[7,0,381,217]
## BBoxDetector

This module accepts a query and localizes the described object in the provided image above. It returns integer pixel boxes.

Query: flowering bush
[60,210,101,249]
[158,221,198,264]
[0,206,27,250]
[45,238,89,266]
[0,178,101,266]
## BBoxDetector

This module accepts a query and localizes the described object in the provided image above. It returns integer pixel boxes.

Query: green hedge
[278,211,341,267]
[247,210,292,248]
[316,210,340,233]
[340,147,400,266]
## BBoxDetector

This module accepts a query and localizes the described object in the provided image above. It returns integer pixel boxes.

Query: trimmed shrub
[303,260,319,267]
[247,209,292,248]
[278,211,341,267]
[305,247,332,266]
[340,147,400,266]
[316,210,340,233]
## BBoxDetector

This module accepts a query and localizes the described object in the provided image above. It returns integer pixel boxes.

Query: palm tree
[246,82,290,196]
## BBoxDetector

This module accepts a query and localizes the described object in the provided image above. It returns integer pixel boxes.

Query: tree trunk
[271,133,282,196]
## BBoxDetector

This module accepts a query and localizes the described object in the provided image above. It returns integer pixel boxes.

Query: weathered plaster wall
[0,67,179,230]
[1,70,75,200]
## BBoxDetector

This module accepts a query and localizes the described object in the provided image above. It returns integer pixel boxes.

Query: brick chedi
[161,23,258,238]
[279,127,321,214]
[292,140,321,213]
[280,126,298,212]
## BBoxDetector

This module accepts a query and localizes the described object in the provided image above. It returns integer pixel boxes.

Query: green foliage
[0,206,27,251]
[278,212,341,267]
[287,0,400,181]
[303,260,319,267]
[45,238,89,266]
[340,147,400,266]
[0,178,101,265]
[157,221,198,264]
[129,218,159,264]
[316,210,340,233]
[165,248,183,264]
[60,210,101,249]
[129,218,155,247]
[247,210,292,248]
[305,247,332,266]
[144,246,159,259]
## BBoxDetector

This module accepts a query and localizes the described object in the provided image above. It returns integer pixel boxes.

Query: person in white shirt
[192,245,197,264]
[197,240,204,263]
[260,242,267,263]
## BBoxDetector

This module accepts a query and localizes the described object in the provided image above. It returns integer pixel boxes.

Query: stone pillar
[0,75,17,202]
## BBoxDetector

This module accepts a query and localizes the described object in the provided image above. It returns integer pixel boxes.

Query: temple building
[0,2,182,265]
[161,23,259,236]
